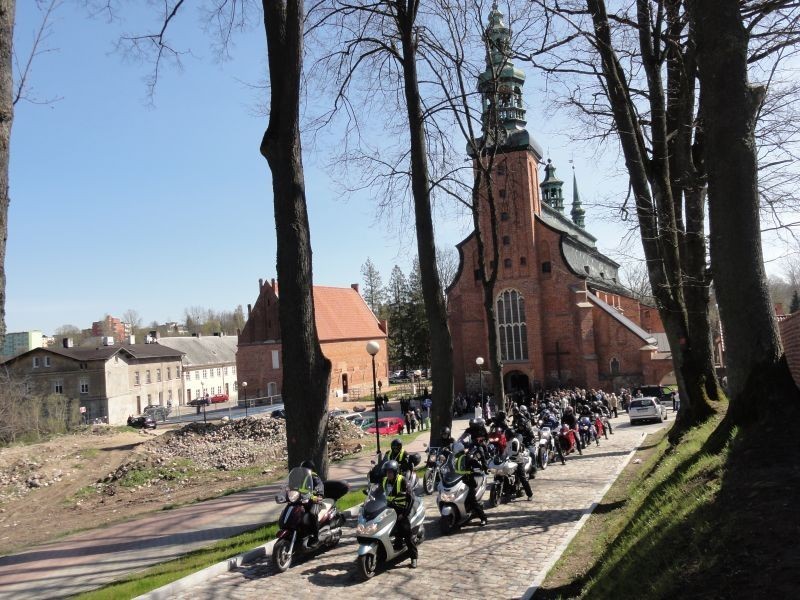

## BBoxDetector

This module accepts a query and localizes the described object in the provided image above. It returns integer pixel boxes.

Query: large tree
[687,0,800,421]
[115,0,332,474]
[360,257,386,316]
[0,0,13,347]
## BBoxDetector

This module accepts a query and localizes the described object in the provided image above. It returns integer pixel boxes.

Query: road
[161,402,285,424]
[171,416,669,600]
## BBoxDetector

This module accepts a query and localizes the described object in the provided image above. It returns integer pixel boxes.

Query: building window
[542,261,552,273]
[147,393,152,404]
[168,389,173,402]
[79,378,89,394]
[194,371,199,380]
[500,211,509,221]
[135,371,140,386]
[224,367,228,375]
[156,369,162,382]
[33,356,40,368]
[44,356,51,367]
[520,256,527,266]
[610,358,621,375]
[272,350,280,369]
[584,265,591,275]
[202,369,207,379]
[53,379,63,394]
[232,366,236,374]
[496,289,529,362]
[234,381,238,391]
[196,389,200,399]
[167,367,171,380]
[503,258,512,268]
[268,382,278,396]
[146,370,151,384]
[502,235,510,246]
[217,368,221,376]
[177,366,181,378]
[218,386,222,394]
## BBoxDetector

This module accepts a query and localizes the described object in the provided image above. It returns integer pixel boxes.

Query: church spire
[571,167,586,228]
[478,3,527,146]
[540,158,565,212]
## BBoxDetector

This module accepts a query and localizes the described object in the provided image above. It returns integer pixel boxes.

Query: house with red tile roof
[236,279,389,404]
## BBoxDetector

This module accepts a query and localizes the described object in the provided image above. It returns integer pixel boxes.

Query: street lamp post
[476,357,485,417]
[242,381,248,418]
[366,341,382,456]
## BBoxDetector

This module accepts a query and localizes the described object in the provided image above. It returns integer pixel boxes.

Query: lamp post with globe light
[366,341,382,454]
[476,357,485,416]
[242,381,248,417]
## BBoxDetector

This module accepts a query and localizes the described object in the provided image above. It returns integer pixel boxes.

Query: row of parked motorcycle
[269,403,616,580]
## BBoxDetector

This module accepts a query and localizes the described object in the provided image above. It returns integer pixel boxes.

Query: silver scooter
[355,486,426,579]
[437,455,487,534]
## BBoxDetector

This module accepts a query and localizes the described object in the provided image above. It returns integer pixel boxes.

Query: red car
[366,417,405,435]
[210,393,229,404]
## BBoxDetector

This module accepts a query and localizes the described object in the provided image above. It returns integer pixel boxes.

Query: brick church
[237,279,389,402]
[447,4,674,396]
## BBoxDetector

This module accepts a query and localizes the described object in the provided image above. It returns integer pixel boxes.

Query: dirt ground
[0,424,289,555]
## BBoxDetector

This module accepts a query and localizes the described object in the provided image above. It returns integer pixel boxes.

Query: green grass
[73,489,365,600]
[543,414,736,599]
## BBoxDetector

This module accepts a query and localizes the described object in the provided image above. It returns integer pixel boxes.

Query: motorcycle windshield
[287,467,313,493]
[440,456,462,487]
[363,487,388,520]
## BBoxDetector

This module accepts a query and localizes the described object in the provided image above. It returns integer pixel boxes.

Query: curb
[134,504,363,600]
[520,431,648,600]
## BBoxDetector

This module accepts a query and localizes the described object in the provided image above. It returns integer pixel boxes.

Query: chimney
[259,278,264,291]
[271,278,277,292]
[102,336,115,346]
[351,283,360,293]
[62,337,74,348]
[247,303,252,317]
[149,330,160,341]
[127,334,136,345]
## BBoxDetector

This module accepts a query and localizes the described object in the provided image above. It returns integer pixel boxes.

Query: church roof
[312,286,386,342]
[587,292,657,345]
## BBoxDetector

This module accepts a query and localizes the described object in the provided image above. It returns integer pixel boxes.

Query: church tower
[540,159,565,212]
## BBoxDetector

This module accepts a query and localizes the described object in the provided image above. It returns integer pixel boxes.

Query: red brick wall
[779,313,800,390]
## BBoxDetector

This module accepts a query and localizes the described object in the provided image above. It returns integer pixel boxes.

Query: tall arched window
[496,289,529,362]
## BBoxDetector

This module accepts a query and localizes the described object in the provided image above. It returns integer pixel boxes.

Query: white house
[158,335,238,404]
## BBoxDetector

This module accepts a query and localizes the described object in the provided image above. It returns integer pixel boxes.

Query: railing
[236,394,282,408]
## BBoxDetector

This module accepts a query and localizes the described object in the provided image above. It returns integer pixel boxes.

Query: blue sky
[7,2,791,335]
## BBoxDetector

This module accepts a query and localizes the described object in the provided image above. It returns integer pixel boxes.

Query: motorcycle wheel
[489,481,502,507]
[539,447,549,470]
[423,469,436,495]
[271,538,292,573]
[358,553,377,580]
[440,513,456,535]
[415,526,426,545]
[328,526,342,547]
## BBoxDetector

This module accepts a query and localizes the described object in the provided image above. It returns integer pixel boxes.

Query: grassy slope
[538,408,800,599]
[74,490,365,600]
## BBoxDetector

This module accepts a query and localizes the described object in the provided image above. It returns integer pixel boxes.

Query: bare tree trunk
[587,0,716,426]
[394,0,454,436]
[261,0,332,476]
[0,0,14,348]
[688,0,800,422]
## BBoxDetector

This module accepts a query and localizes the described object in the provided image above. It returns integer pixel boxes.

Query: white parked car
[343,412,363,423]
[628,397,668,424]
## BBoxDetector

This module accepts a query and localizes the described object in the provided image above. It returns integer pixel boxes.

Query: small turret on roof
[571,167,586,228]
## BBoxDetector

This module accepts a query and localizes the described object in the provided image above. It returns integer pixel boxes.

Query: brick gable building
[447,5,673,396]
[237,279,389,403]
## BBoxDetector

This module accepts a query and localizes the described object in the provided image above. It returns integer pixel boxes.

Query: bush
[0,374,82,445]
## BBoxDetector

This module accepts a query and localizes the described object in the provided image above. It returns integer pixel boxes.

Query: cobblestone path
[174,418,664,600]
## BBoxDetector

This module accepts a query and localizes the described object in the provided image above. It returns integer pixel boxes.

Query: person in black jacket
[382,460,418,568]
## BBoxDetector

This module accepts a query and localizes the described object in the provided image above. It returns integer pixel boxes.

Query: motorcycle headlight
[439,491,457,503]
[287,490,300,503]
[356,522,379,535]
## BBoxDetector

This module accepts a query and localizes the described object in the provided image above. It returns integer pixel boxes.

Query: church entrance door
[504,370,530,395]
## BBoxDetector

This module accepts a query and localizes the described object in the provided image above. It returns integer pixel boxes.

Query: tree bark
[394,0,454,436]
[0,0,14,348]
[688,0,800,422]
[261,0,332,476]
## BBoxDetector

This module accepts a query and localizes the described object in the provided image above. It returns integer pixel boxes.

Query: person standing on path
[609,393,619,418]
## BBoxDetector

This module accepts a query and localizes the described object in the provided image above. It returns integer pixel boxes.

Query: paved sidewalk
[171,418,665,600]
[0,424,439,600]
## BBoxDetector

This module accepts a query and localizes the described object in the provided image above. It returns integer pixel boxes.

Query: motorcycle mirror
[362,488,369,495]
[275,495,286,504]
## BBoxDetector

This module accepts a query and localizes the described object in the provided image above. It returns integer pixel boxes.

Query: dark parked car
[127,415,157,429]
[143,404,170,421]
[187,397,210,407]
[271,409,287,419]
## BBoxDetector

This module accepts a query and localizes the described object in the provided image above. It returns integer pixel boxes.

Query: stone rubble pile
[0,459,66,501]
